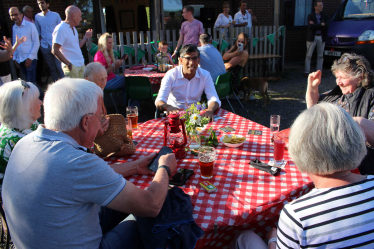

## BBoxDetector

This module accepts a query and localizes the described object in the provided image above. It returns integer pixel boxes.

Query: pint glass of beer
[124,118,132,139]
[198,146,216,179]
[126,106,138,129]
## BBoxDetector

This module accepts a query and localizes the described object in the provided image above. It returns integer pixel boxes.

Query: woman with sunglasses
[306,53,374,175]
[0,80,42,187]
[223,32,249,94]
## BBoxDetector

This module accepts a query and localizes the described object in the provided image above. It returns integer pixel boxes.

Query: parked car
[325,0,374,66]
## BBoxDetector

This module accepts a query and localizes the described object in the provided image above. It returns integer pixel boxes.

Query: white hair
[289,103,367,175]
[0,80,39,130]
[22,5,33,12]
[44,78,103,132]
[83,62,106,80]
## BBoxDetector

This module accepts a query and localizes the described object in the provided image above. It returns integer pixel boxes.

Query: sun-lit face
[159,45,168,53]
[179,51,200,77]
[182,8,191,20]
[73,10,82,26]
[31,98,42,121]
[106,37,113,51]
[236,34,246,49]
[9,8,22,25]
[37,1,49,12]
[92,69,108,90]
[335,70,360,95]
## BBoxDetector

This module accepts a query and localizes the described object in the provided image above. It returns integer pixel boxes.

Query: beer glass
[270,115,280,144]
[126,106,138,129]
[124,118,132,139]
[198,146,216,179]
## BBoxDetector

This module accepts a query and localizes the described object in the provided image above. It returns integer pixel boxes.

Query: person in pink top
[171,6,203,59]
[22,5,35,23]
[94,33,127,102]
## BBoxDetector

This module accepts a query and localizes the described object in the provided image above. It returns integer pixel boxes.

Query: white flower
[190,113,201,125]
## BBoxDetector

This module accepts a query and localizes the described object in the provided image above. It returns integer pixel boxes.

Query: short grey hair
[83,62,106,81]
[44,78,103,132]
[0,80,39,130]
[331,53,374,89]
[22,5,33,12]
[289,103,366,175]
[199,33,212,45]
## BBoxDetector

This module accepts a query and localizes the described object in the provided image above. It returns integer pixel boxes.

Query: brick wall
[1,0,67,37]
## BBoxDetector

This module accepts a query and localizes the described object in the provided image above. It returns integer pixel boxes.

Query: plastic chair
[103,88,121,113]
[215,72,236,113]
[230,68,245,108]
[125,76,158,115]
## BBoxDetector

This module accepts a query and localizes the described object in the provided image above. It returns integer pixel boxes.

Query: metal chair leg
[225,96,235,114]
[232,92,245,108]
[109,93,119,113]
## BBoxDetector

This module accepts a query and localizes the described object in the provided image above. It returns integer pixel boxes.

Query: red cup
[274,133,285,164]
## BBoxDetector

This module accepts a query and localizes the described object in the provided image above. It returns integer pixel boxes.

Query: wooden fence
[87,26,286,78]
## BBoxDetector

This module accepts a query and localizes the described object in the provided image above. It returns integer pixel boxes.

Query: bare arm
[224,52,247,70]
[172,34,184,58]
[353,117,374,147]
[106,154,177,217]
[52,43,70,66]
[79,29,92,48]
[201,101,219,119]
[156,100,180,114]
[0,36,27,62]
[223,46,242,60]
[234,22,248,27]
[306,70,322,109]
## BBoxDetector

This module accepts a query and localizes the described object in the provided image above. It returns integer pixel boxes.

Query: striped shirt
[277,175,374,249]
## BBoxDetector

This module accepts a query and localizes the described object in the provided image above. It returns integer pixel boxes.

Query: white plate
[220,134,246,148]
[142,67,153,71]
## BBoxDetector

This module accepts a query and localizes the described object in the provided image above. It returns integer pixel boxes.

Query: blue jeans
[99,207,144,249]
[20,59,37,84]
[40,45,64,81]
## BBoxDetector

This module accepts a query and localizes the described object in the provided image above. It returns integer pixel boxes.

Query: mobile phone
[148,146,173,172]
[169,168,194,186]
[238,43,243,51]
[121,54,127,60]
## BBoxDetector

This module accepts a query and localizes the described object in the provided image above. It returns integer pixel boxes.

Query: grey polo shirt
[2,125,126,249]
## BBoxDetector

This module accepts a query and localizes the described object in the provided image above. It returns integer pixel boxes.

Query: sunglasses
[19,79,30,96]
[338,56,349,64]
[182,56,199,62]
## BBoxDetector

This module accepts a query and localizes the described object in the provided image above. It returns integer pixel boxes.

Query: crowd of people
[0,0,373,248]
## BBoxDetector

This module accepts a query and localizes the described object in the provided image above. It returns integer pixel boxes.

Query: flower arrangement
[180,102,209,135]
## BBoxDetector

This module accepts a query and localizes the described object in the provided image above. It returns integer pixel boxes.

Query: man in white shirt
[36,0,64,82]
[155,44,221,120]
[9,7,40,84]
[234,1,257,36]
[52,6,92,78]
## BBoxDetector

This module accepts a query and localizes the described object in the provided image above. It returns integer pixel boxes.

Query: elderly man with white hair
[52,6,92,78]
[230,103,374,249]
[2,78,177,249]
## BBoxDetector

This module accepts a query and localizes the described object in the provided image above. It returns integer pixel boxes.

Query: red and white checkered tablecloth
[124,69,165,93]
[105,109,314,248]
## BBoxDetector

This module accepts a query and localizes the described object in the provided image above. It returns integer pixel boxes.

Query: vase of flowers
[180,102,209,150]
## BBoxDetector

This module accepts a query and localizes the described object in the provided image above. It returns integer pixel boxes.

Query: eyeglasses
[19,79,30,96]
[87,113,106,123]
[182,56,199,62]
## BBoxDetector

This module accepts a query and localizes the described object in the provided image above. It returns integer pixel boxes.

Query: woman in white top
[214,2,233,36]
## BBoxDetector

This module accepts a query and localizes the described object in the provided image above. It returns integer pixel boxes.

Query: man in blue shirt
[35,0,64,82]
[198,33,226,83]
[9,7,39,84]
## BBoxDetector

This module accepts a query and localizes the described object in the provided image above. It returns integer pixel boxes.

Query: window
[283,0,313,26]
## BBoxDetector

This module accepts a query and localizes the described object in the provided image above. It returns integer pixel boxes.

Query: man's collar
[15,19,26,27]
[177,65,201,80]
[42,9,50,16]
[34,125,87,151]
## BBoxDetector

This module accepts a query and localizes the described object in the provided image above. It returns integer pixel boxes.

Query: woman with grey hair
[306,53,374,175]
[0,80,42,186]
[230,103,373,249]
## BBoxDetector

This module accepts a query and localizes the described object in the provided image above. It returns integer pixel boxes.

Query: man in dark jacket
[304,0,329,77]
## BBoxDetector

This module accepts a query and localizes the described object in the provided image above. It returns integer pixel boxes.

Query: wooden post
[119,32,126,71]
[274,0,280,27]
[254,26,259,77]
[140,31,145,63]
[112,33,119,74]
[126,32,133,68]
[267,26,272,75]
[133,31,138,66]
[147,31,153,63]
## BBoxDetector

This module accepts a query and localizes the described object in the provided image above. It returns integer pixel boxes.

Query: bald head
[65,6,81,26]
[84,62,108,90]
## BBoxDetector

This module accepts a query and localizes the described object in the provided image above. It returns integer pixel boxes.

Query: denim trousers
[99,206,144,249]
[20,59,37,84]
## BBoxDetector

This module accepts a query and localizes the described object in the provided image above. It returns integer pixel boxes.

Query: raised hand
[308,70,322,89]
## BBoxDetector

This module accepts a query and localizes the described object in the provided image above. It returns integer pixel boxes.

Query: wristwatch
[158,165,171,177]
